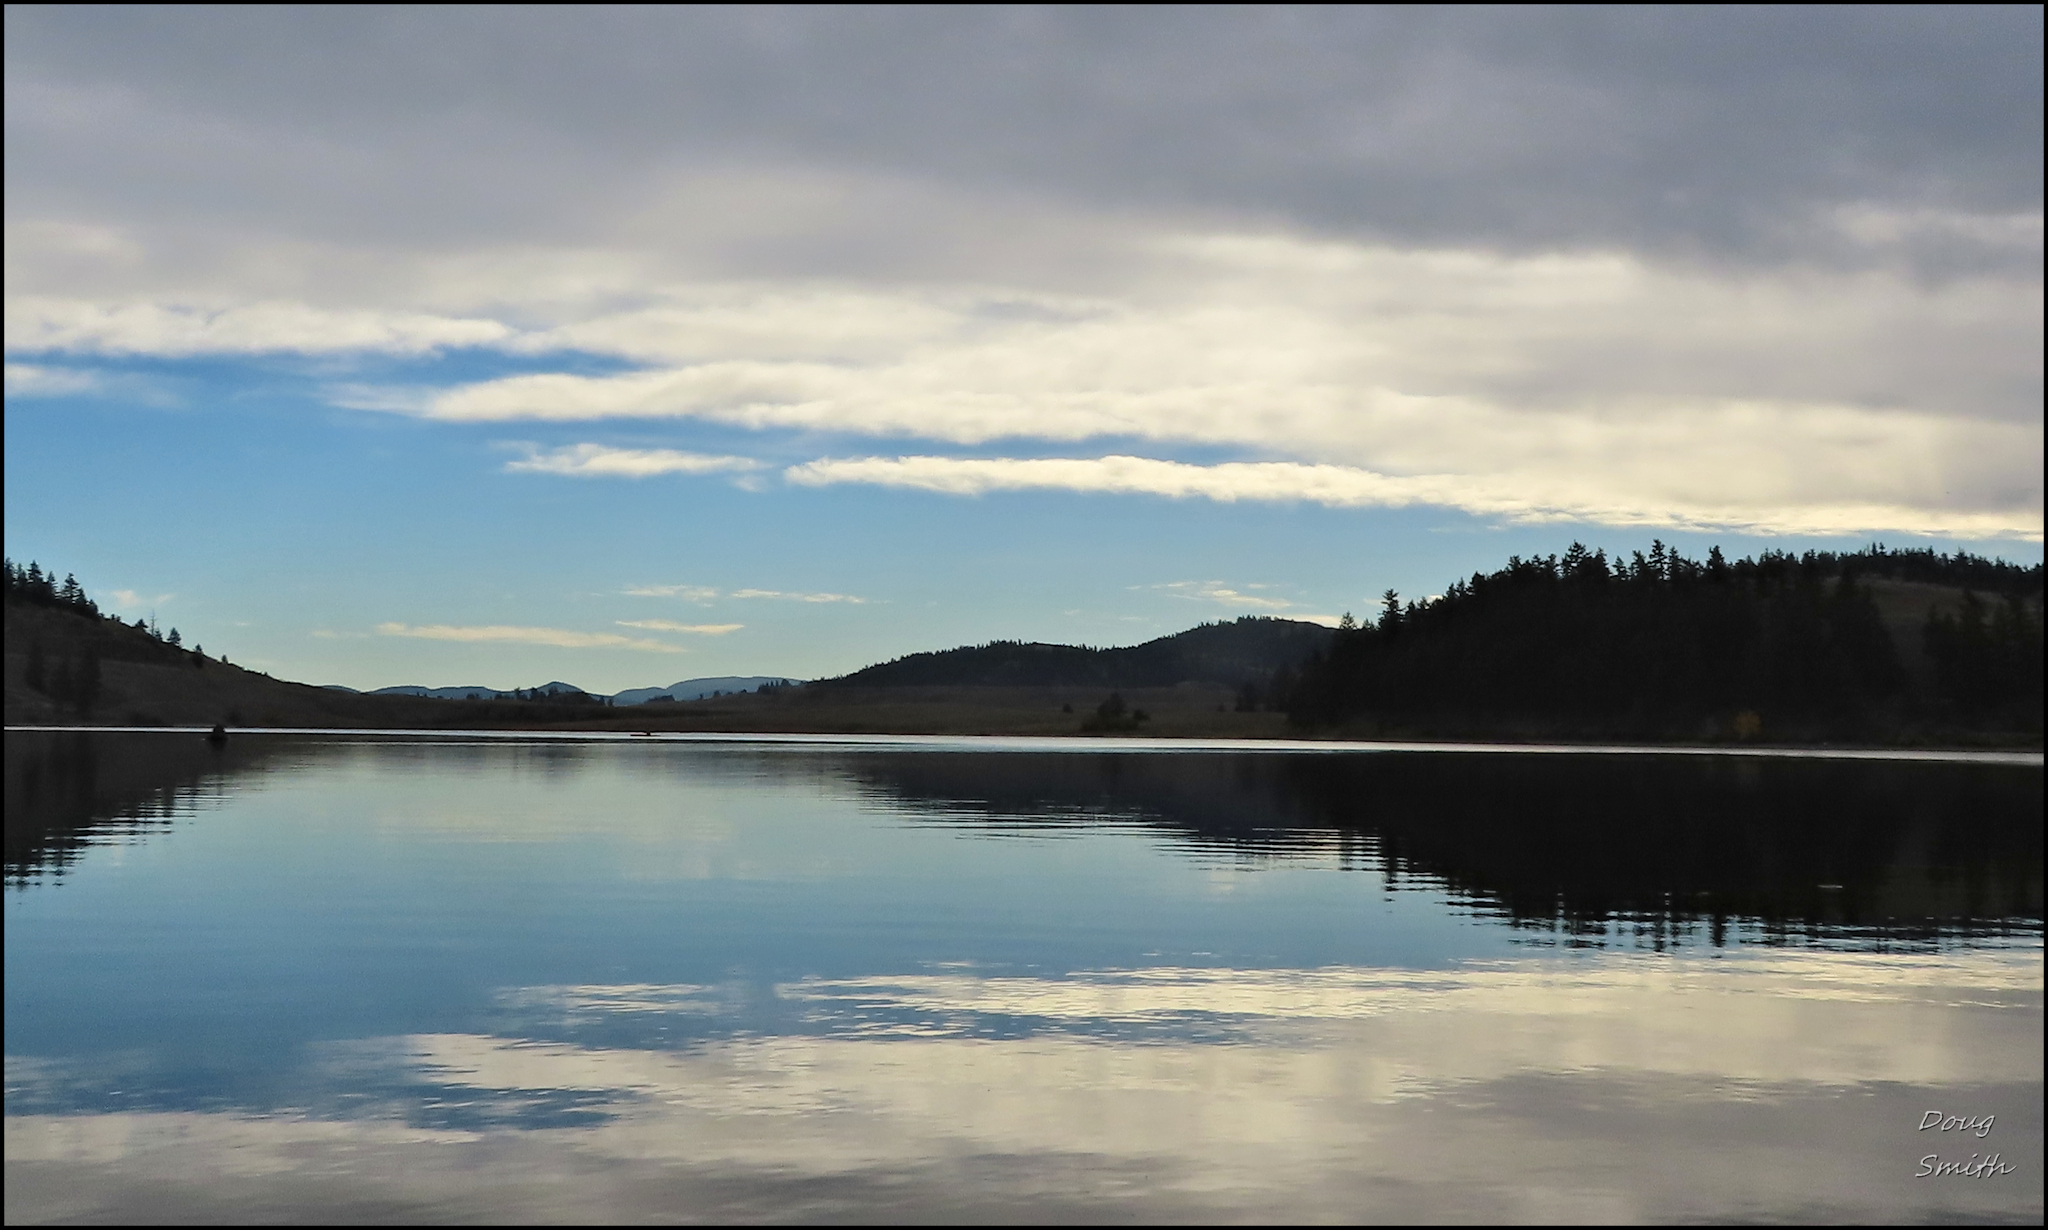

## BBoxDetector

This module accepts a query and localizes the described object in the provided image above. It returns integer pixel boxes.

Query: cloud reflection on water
[9,949,2041,1223]
[6,736,2042,1222]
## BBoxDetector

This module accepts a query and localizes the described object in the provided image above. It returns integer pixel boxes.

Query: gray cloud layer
[8,7,2039,272]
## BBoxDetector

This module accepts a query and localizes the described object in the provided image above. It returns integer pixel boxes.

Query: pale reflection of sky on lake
[5,734,2042,1223]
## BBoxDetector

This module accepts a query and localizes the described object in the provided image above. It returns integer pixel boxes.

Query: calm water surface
[5,731,2042,1223]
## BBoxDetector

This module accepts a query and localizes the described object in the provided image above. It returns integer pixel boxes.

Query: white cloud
[614,620,743,635]
[508,288,969,365]
[104,588,174,611]
[623,584,722,601]
[6,297,512,355]
[729,589,868,604]
[783,453,2043,540]
[369,238,2040,440]
[1831,204,2045,253]
[375,622,687,652]
[780,454,1478,505]
[3,362,100,396]
[619,584,863,604]
[501,442,762,479]
[1149,581,1296,611]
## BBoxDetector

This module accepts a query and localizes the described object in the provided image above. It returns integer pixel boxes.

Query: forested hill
[2,560,608,728]
[826,616,1336,689]
[1282,543,2042,742]
[2,558,408,727]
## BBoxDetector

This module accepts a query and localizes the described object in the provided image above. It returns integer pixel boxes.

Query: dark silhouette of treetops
[1282,542,2041,740]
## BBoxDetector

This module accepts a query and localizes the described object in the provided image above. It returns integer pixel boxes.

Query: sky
[4,6,2042,693]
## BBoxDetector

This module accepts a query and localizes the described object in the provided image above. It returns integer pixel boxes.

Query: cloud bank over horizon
[7,8,2040,543]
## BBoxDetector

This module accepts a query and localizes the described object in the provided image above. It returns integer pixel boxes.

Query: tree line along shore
[4,545,2040,746]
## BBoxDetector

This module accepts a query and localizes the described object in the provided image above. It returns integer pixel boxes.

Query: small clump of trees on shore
[1079,691,1150,733]
[1280,542,2041,740]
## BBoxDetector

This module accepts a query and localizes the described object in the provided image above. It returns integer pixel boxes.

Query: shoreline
[9,725,2042,765]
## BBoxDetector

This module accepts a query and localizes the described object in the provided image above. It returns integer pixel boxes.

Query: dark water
[5,730,2041,1223]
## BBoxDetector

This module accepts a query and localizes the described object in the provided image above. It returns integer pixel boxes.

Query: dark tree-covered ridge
[1283,542,2041,741]
[825,616,1336,689]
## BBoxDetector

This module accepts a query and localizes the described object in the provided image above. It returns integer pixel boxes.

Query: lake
[5,730,2042,1224]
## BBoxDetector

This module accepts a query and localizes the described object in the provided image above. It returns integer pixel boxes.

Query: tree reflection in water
[5,732,268,886]
[8,733,2039,948]
[845,750,2043,948]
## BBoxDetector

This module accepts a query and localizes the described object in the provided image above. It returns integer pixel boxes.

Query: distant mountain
[351,677,802,704]
[612,676,802,706]
[369,681,589,701]
[824,617,1335,689]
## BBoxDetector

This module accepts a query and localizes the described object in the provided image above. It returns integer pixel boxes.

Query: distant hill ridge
[610,677,800,706]
[364,681,588,700]
[325,677,803,705]
[823,616,1336,689]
